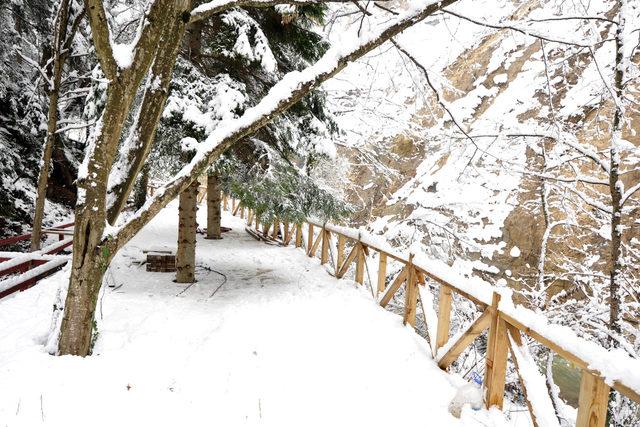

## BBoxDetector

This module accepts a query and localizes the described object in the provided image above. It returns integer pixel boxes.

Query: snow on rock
[509,246,521,257]
[0,206,514,426]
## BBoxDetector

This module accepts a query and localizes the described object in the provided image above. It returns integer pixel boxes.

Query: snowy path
[0,204,516,426]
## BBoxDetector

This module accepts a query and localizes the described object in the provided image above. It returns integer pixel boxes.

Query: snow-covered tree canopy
[148,3,344,222]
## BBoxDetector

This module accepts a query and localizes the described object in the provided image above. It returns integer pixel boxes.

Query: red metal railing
[0,222,74,300]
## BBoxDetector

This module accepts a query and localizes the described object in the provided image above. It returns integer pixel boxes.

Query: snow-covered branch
[108,0,459,253]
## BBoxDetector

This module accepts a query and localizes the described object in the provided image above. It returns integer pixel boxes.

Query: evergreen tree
[148,4,349,224]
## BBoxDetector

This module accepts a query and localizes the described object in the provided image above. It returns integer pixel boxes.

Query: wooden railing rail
[0,222,74,247]
[217,195,640,427]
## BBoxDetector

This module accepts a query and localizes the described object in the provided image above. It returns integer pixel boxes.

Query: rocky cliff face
[325,0,639,307]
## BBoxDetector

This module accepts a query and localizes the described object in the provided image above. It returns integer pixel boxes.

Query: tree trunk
[608,10,626,344]
[176,181,199,283]
[30,0,71,251]
[58,0,188,357]
[132,164,149,210]
[206,173,222,239]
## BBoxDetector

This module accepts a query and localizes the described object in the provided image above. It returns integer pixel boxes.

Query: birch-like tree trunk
[206,172,222,239]
[176,180,199,283]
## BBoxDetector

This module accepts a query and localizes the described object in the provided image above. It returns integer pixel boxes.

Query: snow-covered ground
[0,204,522,426]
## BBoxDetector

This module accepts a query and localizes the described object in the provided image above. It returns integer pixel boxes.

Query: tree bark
[206,172,222,239]
[176,180,199,283]
[132,164,149,210]
[608,10,626,344]
[30,0,71,251]
[58,0,190,356]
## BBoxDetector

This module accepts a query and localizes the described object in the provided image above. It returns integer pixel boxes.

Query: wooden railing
[0,222,74,299]
[220,197,639,427]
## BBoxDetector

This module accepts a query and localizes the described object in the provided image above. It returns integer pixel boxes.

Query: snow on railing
[220,195,639,427]
[0,222,74,299]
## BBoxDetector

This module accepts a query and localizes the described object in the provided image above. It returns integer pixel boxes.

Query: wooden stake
[307,224,314,253]
[377,252,387,296]
[320,229,330,265]
[283,220,290,245]
[438,308,491,368]
[336,244,359,278]
[355,243,365,285]
[272,218,279,240]
[309,232,322,258]
[402,261,418,327]
[379,267,408,307]
[485,292,509,409]
[506,325,542,427]
[295,224,302,248]
[576,371,610,427]
[336,235,345,273]
[435,285,453,352]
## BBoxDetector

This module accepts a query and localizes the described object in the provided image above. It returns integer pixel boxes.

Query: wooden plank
[576,371,610,427]
[307,224,314,254]
[354,244,365,285]
[418,282,438,357]
[437,308,491,369]
[379,267,408,307]
[283,220,290,245]
[485,293,509,409]
[336,235,345,274]
[295,224,302,248]
[320,229,330,265]
[435,285,453,351]
[402,264,418,327]
[309,230,322,258]
[506,324,557,427]
[377,252,387,296]
[500,313,639,403]
[336,245,359,279]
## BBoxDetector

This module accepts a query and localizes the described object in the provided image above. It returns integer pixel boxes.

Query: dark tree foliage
[0,0,85,240]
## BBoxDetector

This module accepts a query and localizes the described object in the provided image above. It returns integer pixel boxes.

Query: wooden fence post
[283,220,290,245]
[272,218,279,240]
[336,235,345,273]
[307,224,314,255]
[355,243,366,285]
[232,198,236,212]
[320,228,330,265]
[576,371,610,427]
[403,257,418,327]
[295,224,302,248]
[485,292,509,409]
[436,285,453,352]
[223,195,228,210]
[377,252,387,296]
